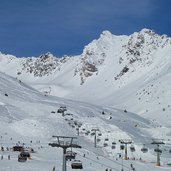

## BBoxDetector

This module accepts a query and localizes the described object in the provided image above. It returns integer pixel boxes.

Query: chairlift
[120,144,125,150]
[71,160,83,169]
[85,132,89,136]
[111,145,116,149]
[97,138,101,142]
[57,108,63,113]
[154,148,162,154]
[112,142,116,145]
[141,146,148,153]
[104,138,109,141]
[65,151,76,161]
[98,133,102,136]
[130,145,135,152]
[60,105,67,111]
[103,143,108,147]
[90,132,95,136]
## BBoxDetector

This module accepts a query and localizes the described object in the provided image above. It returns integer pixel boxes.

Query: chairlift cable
[76,148,131,170]
[76,153,121,171]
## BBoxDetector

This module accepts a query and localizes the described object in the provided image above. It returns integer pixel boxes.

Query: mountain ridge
[0,28,170,124]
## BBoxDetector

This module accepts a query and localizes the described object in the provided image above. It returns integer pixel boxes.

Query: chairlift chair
[120,144,125,150]
[65,151,76,161]
[90,132,95,136]
[111,145,116,149]
[154,148,162,154]
[130,145,135,152]
[141,144,148,153]
[104,138,109,141]
[98,133,102,136]
[71,160,83,169]
[97,138,101,142]
[85,132,89,136]
[57,108,63,113]
[103,143,108,147]
[112,142,116,145]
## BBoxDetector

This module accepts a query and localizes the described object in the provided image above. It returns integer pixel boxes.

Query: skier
[52,166,55,171]
[8,155,10,160]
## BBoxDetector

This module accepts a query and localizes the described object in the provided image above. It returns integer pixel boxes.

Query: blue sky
[0,0,170,57]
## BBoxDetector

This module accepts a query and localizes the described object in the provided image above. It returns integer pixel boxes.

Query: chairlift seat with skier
[111,145,116,149]
[71,160,83,169]
[120,144,125,150]
[65,151,77,160]
[130,145,135,152]
[141,144,148,153]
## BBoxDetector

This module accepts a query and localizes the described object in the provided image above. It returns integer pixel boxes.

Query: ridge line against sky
[0,0,170,57]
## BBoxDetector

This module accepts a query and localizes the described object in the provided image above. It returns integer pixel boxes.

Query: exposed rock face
[18,52,69,77]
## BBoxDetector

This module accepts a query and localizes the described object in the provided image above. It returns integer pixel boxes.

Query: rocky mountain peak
[39,52,55,60]
[18,52,70,77]
[100,30,113,39]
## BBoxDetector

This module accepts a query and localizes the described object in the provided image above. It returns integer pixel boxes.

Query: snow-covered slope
[0,71,171,171]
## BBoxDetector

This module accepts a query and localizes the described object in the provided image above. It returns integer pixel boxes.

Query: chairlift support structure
[91,128,100,148]
[151,139,165,166]
[49,136,81,171]
[119,139,132,160]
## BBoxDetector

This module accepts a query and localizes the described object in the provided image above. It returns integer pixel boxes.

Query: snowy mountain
[0,28,170,123]
[0,29,171,170]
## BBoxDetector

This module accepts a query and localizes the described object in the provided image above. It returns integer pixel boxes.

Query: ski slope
[0,72,171,171]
